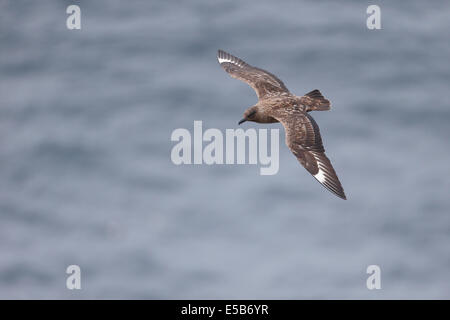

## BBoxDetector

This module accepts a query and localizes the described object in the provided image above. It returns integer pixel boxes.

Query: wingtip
[217,49,228,57]
[216,50,248,68]
[329,183,347,200]
[334,187,347,200]
[327,185,347,200]
[217,49,226,64]
[322,181,347,200]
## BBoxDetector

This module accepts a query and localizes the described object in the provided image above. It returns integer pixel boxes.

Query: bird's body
[217,49,347,200]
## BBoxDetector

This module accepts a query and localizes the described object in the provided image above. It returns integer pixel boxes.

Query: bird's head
[238,106,259,125]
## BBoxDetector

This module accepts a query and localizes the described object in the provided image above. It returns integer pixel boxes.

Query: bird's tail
[303,89,331,112]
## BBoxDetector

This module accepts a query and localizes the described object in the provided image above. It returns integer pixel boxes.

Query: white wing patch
[312,153,328,183]
[307,150,346,199]
[218,56,233,64]
[314,166,327,183]
[217,50,245,67]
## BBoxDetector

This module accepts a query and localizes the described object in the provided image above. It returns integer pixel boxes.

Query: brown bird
[217,49,346,200]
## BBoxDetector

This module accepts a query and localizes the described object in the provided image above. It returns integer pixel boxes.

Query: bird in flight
[217,49,346,200]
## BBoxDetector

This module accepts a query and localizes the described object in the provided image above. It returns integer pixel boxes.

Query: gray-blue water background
[1,0,450,298]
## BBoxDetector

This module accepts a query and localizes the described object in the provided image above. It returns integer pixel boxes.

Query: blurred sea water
[1,0,450,298]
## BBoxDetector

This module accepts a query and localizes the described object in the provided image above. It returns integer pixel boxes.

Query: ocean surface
[1,0,450,299]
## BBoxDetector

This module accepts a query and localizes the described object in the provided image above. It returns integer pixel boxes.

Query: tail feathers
[303,89,331,111]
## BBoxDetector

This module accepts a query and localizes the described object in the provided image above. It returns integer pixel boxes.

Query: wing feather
[276,111,346,200]
[217,50,289,100]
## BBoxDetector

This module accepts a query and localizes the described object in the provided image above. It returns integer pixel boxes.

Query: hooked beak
[238,118,247,125]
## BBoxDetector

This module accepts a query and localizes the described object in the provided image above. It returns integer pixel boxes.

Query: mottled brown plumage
[217,49,346,200]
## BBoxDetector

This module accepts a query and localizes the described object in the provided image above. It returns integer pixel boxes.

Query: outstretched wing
[277,110,346,199]
[217,50,289,100]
